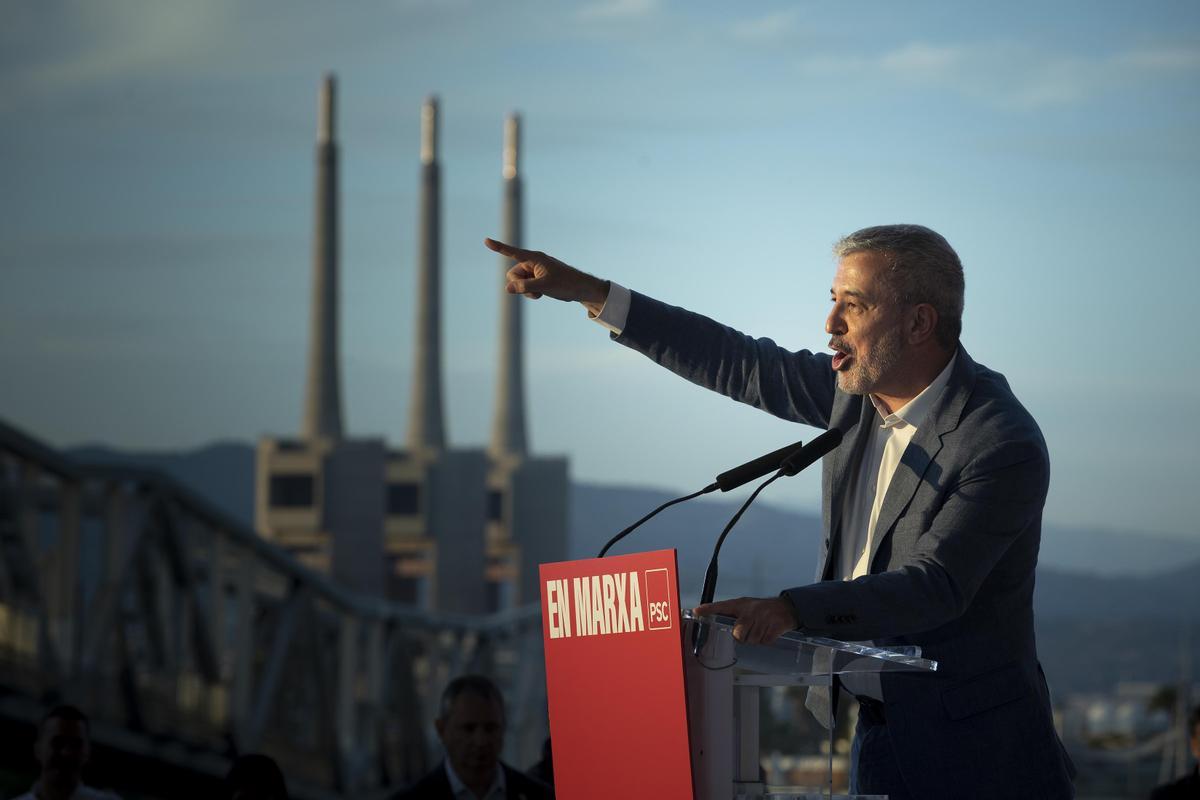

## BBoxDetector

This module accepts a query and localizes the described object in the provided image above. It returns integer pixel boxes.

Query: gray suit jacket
[615,291,1075,799]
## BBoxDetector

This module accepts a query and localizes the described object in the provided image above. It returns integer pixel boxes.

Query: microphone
[596,438,807,558]
[780,428,843,475]
[693,428,843,655]
[714,440,806,492]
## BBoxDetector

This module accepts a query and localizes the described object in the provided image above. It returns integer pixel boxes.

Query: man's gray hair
[833,224,965,348]
[438,674,506,723]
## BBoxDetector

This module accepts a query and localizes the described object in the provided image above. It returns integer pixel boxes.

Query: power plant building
[255,77,568,613]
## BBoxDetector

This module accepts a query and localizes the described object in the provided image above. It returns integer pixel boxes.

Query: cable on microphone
[692,429,843,656]
[597,438,808,558]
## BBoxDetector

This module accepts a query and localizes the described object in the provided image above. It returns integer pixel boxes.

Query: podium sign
[540,549,694,799]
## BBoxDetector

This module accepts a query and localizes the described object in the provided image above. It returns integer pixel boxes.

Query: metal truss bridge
[0,418,548,799]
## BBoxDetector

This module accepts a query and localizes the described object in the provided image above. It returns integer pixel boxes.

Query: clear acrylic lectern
[684,611,939,800]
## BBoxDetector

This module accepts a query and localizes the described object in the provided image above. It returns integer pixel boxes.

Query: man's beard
[836,324,905,395]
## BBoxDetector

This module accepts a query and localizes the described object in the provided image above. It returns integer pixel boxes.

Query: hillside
[68,441,1200,692]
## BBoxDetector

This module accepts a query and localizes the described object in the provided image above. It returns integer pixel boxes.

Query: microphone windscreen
[715,439,806,492]
[780,428,843,476]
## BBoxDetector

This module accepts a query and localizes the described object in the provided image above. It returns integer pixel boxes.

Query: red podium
[540,549,694,799]
[540,550,938,800]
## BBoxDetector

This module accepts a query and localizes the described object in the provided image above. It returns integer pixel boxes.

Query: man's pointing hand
[484,238,609,314]
[693,596,801,646]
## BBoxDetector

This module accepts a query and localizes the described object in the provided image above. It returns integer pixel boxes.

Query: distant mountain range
[69,440,1200,579]
[70,441,1200,693]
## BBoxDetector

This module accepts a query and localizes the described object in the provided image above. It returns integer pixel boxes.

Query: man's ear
[908,303,938,345]
[434,717,446,742]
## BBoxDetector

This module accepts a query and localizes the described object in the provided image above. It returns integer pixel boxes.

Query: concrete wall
[256,438,566,613]
[509,456,569,607]
[255,437,333,572]
[428,449,488,613]
[324,439,386,597]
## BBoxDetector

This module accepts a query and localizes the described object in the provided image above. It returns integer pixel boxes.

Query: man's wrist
[778,592,803,629]
[580,277,610,316]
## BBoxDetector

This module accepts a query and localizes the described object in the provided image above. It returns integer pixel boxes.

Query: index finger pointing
[484,237,534,261]
[693,599,742,619]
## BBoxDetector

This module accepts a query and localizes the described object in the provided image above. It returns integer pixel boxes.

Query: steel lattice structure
[0,417,548,799]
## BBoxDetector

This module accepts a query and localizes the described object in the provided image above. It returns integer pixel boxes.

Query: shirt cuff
[589,281,631,335]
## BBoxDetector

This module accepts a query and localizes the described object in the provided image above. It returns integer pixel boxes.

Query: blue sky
[2,1,1198,538]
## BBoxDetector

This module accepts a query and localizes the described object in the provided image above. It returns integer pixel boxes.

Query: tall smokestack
[407,96,446,452]
[489,113,527,459]
[302,72,343,440]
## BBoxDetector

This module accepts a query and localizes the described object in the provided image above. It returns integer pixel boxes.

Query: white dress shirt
[445,758,506,800]
[590,281,631,334]
[838,353,957,580]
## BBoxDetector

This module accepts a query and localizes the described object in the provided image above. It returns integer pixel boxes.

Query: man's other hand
[484,238,609,313]
[693,596,800,646]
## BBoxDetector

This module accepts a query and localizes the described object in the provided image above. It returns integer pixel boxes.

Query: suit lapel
[820,398,874,580]
[866,424,942,569]
[866,349,977,572]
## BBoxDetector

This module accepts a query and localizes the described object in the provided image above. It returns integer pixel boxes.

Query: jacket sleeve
[613,291,837,429]
[782,437,1049,641]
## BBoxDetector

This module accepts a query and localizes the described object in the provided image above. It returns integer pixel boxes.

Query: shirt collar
[869,351,957,430]
[444,758,505,799]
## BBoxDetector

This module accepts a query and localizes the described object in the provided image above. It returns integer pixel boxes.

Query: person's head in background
[34,705,93,799]
[436,675,506,796]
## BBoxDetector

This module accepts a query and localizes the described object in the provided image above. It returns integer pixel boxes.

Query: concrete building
[256,82,567,612]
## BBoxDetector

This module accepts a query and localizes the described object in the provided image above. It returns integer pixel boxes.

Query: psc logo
[644,568,673,631]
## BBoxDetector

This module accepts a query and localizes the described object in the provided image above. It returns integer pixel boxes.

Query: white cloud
[1,1,235,100]
[794,38,1200,112]
[730,9,802,43]
[578,0,658,21]
[0,0,493,113]
[1116,44,1200,71]
[879,42,965,77]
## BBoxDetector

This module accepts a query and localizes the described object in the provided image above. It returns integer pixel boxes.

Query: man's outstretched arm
[484,236,837,427]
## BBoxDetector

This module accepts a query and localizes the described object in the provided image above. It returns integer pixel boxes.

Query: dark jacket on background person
[389,761,553,800]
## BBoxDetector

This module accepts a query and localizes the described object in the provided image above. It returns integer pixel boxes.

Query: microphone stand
[597,439,809,558]
[692,469,785,655]
[690,428,843,655]
[597,482,718,558]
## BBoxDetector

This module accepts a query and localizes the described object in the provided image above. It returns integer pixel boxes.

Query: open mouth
[830,343,854,371]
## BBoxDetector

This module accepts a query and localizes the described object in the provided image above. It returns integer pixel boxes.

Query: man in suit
[484,225,1076,799]
[391,674,553,800]
[13,705,122,800]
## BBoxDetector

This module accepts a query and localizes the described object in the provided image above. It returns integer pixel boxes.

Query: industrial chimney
[489,113,527,459]
[301,72,344,441]
[407,96,447,452]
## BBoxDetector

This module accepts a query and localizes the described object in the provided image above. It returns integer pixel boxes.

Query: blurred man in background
[390,675,553,800]
[14,705,120,800]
